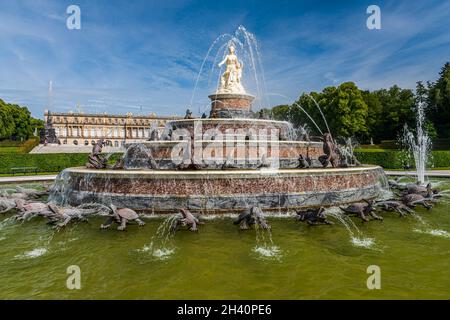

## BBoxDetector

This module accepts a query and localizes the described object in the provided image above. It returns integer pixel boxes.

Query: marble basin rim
[64,165,383,177]
[53,165,388,214]
[167,118,292,128]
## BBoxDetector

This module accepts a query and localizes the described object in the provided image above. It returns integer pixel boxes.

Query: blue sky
[0,0,449,118]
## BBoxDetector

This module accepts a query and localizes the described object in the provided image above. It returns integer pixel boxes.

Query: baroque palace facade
[43,110,181,147]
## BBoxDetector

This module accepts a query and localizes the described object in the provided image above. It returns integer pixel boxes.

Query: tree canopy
[0,99,43,140]
[270,62,450,143]
[427,62,450,138]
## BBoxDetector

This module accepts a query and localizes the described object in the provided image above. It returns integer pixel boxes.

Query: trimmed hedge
[0,153,122,174]
[0,140,22,147]
[375,139,450,150]
[355,150,450,169]
[0,151,449,174]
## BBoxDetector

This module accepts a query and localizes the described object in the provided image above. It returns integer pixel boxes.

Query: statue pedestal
[208,93,255,119]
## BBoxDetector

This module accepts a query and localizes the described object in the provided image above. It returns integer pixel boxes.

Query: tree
[291,82,369,139]
[0,99,15,139]
[0,98,40,140]
[428,62,450,138]
[361,90,383,142]
[271,104,290,122]
[370,86,416,141]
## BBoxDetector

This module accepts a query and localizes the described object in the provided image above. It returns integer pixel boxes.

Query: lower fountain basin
[53,165,388,214]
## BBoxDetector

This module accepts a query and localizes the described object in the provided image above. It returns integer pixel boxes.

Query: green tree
[292,82,369,139]
[0,99,15,139]
[428,62,450,138]
[371,86,415,141]
[0,99,39,141]
[271,104,290,122]
[361,90,383,143]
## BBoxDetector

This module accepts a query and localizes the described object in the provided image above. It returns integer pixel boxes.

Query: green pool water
[0,179,449,299]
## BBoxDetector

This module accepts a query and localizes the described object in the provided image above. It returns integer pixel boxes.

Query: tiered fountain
[52,44,388,214]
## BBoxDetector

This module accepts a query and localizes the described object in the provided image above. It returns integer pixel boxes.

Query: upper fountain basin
[167,118,296,140]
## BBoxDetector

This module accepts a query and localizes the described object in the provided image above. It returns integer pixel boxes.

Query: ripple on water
[414,228,450,238]
[137,244,176,261]
[14,247,48,260]
[253,245,282,261]
[351,237,375,248]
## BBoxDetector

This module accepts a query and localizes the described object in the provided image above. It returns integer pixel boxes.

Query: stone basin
[123,140,323,169]
[52,165,388,214]
[168,118,296,140]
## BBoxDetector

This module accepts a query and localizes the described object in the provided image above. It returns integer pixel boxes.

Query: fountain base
[53,166,388,214]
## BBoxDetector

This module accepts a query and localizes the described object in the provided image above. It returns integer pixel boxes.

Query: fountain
[402,102,432,184]
[50,37,388,215]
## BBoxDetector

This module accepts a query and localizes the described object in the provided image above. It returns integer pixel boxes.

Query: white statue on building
[217,45,246,94]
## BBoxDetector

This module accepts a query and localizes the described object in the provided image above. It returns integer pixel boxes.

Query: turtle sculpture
[46,203,111,228]
[0,189,28,200]
[13,200,53,220]
[297,155,310,169]
[406,183,440,197]
[340,200,383,222]
[233,206,271,230]
[14,186,48,199]
[0,197,24,214]
[170,208,203,233]
[13,202,110,228]
[375,200,414,217]
[101,205,146,231]
[0,197,49,215]
[388,178,409,191]
[296,207,334,226]
[402,193,434,209]
[389,179,440,196]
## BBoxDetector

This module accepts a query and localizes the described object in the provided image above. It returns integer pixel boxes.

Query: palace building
[42,109,181,148]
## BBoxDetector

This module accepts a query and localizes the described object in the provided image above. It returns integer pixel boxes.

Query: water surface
[0,180,449,299]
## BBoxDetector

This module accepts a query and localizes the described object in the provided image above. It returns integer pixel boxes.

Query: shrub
[0,140,22,147]
[355,150,450,169]
[0,153,122,174]
[355,150,403,169]
[18,138,40,153]
[430,151,450,168]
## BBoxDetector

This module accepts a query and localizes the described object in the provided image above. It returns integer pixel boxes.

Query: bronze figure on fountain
[318,133,341,168]
[86,139,108,169]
